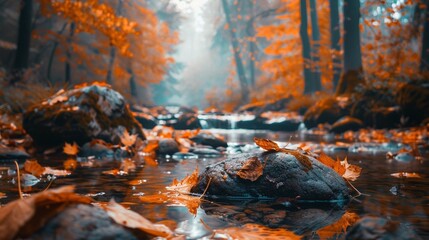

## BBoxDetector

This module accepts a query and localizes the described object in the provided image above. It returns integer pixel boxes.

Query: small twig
[43,178,55,191]
[199,218,213,232]
[14,161,23,199]
[346,179,369,199]
[199,177,212,199]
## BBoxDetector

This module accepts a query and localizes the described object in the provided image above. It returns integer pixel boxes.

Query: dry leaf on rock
[237,157,264,181]
[341,157,362,181]
[166,167,199,194]
[24,160,45,178]
[100,200,173,238]
[0,186,92,240]
[63,142,79,156]
[317,153,361,181]
[253,137,280,151]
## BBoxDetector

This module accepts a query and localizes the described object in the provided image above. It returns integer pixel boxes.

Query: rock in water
[330,116,364,133]
[29,204,138,240]
[191,151,349,201]
[190,133,228,149]
[23,85,144,148]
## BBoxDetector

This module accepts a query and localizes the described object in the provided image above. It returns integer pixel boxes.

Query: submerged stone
[23,85,144,148]
[157,138,180,155]
[330,116,364,133]
[190,133,228,149]
[191,151,350,201]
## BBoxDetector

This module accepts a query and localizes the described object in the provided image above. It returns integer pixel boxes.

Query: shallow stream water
[1,129,428,239]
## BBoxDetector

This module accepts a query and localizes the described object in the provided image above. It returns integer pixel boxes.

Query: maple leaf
[63,142,79,156]
[166,167,199,194]
[316,211,360,239]
[237,157,264,181]
[120,129,137,147]
[24,160,45,178]
[341,157,362,181]
[100,200,173,238]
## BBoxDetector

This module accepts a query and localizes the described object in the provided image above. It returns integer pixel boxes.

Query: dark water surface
[1,129,428,239]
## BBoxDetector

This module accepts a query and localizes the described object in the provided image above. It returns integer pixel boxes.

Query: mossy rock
[23,85,145,148]
[303,97,349,129]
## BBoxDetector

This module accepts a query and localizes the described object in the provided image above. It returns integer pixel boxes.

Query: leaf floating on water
[63,159,78,170]
[120,129,137,147]
[390,172,422,178]
[23,160,45,178]
[139,194,169,203]
[100,200,173,238]
[253,137,280,151]
[237,157,264,181]
[166,167,199,194]
[63,142,79,156]
[316,211,360,239]
[214,223,301,240]
[341,157,362,181]
[102,169,128,176]
[43,167,71,177]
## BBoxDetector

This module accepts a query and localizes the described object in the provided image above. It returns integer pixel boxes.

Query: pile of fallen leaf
[0,186,177,240]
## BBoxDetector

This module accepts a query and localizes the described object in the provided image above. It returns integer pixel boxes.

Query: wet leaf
[100,200,173,238]
[63,158,78,170]
[143,140,159,153]
[102,169,128,176]
[282,149,313,171]
[253,137,280,151]
[24,160,45,178]
[318,153,345,176]
[390,172,422,178]
[214,223,301,240]
[120,129,137,147]
[166,167,199,194]
[237,157,264,181]
[63,142,79,156]
[120,159,136,173]
[143,155,158,166]
[341,157,362,181]
[43,167,71,177]
[317,211,360,239]
[0,186,92,240]
[139,194,169,203]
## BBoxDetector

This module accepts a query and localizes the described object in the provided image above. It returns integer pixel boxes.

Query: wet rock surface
[345,216,421,240]
[190,133,228,149]
[330,116,364,133]
[28,204,138,240]
[157,138,180,155]
[304,97,348,129]
[23,85,145,148]
[0,144,30,160]
[191,151,350,201]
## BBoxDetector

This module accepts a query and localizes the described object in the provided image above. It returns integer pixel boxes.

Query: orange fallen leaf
[0,186,92,240]
[100,200,173,238]
[214,223,301,240]
[341,157,362,181]
[318,153,345,176]
[23,160,45,178]
[237,157,264,181]
[63,142,79,156]
[63,159,78,170]
[166,167,199,194]
[317,211,360,239]
[253,137,280,151]
[143,140,159,153]
[120,129,137,147]
[139,194,169,203]
[390,172,422,178]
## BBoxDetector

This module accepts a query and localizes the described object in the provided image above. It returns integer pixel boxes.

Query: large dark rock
[346,216,421,240]
[330,116,364,133]
[304,97,348,129]
[396,80,429,126]
[191,151,350,201]
[23,85,144,148]
[170,113,201,130]
[29,204,138,240]
[190,133,228,149]
[157,138,180,155]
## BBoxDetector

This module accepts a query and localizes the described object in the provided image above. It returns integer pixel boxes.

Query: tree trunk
[10,0,33,84]
[127,66,137,98]
[309,0,322,92]
[65,22,75,83]
[300,0,313,94]
[248,0,256,88]
[47,23,67,83]
[329,0,341,89]
[336,0,363,95]
[420,1,429,73]
[222,0,249,103]
[106,0,123,85]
